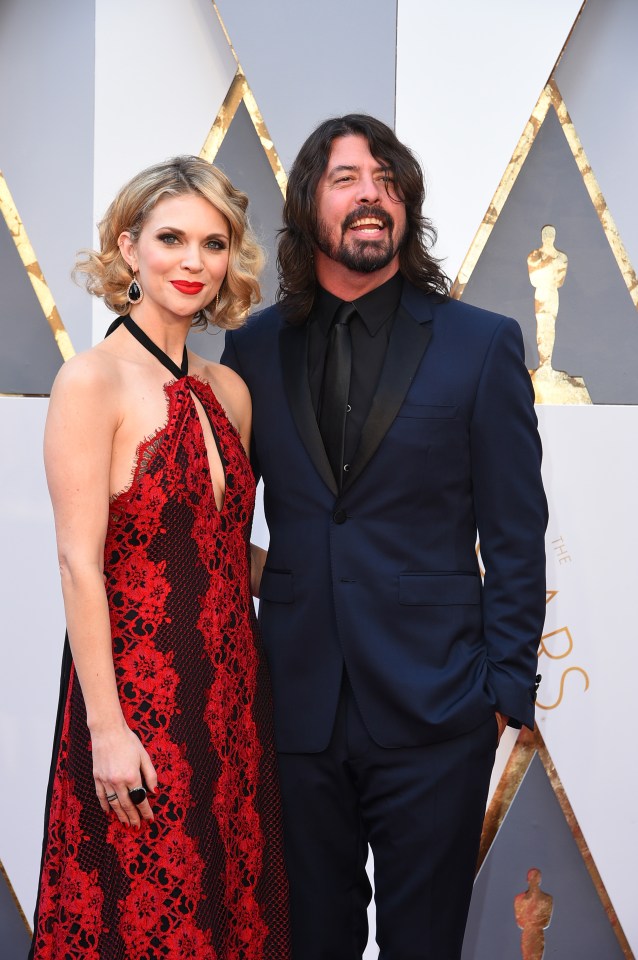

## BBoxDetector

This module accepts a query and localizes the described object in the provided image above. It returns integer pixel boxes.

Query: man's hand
[250,543,268,598]
[495,711,509,743]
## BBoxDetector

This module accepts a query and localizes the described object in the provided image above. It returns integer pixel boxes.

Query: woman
[29,157,289,959]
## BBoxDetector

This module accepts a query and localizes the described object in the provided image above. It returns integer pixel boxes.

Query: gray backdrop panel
[0,0,95,355]
[188,100,285,362]
[462,107,638,404]
[215,0,397,170]
[462,754,624,959]
[554,0,638,277]
[0,214,63,394]
[0,867,30,960]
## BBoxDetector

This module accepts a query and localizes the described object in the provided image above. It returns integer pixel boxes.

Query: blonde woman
[29,157,289,960]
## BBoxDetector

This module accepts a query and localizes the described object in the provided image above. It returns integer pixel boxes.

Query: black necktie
[319,302,357,487]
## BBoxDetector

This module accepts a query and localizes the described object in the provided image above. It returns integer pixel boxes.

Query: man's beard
[314,205,405,274]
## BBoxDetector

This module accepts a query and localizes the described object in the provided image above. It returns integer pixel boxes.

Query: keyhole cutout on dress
[190,389,226,513]
[112,319,227,513]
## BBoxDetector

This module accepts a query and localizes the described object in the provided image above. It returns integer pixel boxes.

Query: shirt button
[346,404,352,413]
[343,463,350,472]
[333,508,347,524]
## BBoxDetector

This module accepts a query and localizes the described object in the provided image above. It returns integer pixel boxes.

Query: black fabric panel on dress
[28,634,72,959]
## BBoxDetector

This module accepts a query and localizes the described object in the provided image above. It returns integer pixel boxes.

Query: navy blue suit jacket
[222,282,548,753]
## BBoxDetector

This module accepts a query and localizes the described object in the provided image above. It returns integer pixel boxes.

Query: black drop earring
[127,272,143,304]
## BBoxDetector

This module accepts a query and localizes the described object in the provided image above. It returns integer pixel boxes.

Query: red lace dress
[30,326,290,960]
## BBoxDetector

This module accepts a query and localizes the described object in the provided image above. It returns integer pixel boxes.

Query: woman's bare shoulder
[49,342,125,420]
[54,343,119,387]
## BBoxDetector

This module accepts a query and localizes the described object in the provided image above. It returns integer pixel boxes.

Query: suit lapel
[279,321,339,496]
[342,299,433,493]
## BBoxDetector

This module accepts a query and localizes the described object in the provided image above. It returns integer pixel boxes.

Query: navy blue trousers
[276,677,497,960]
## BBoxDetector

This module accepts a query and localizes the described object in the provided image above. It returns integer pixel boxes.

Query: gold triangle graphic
[0,854,32,937]
[0,171,75,362]
[479,725,633,958]
[451,79,638,312]
[200,2,287,198]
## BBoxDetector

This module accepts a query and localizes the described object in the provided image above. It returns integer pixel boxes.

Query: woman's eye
[158,233,179,244]
[206,239,227,250]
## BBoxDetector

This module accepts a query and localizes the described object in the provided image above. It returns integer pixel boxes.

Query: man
[222,115,547,960]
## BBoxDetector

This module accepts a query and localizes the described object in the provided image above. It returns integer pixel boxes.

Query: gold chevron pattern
[0,171,74,364]
[200,2,288,197]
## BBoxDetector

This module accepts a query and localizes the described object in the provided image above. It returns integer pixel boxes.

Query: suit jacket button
[333,508,347,524]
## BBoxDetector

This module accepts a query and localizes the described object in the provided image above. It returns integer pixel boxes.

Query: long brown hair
[277,114,449,322]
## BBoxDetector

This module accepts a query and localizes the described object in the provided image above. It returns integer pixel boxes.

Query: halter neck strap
[122,316,188,379]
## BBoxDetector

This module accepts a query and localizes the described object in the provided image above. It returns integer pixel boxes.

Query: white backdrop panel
[536,404,638,952]
[395,0,584,282]
[0,400,64,919]
[92,0,237,342]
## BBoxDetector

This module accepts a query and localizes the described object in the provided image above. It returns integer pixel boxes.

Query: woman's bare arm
[45,354,157,828]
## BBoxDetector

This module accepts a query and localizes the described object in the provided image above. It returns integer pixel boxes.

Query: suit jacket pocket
[397,403,459,419]
[260,568,294,603]
[399,572,481,605]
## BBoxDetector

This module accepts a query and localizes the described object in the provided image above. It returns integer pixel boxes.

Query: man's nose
[355,173,381,206]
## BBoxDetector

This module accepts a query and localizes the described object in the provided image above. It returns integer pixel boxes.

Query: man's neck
[314,250,401,301]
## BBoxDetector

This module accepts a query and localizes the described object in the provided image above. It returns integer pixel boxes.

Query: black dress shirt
[308,271,403,475]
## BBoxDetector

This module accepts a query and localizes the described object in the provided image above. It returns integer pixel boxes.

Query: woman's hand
[92,723,158,828]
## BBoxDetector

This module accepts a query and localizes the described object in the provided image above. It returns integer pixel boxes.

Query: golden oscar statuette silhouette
[527,225,591,404]
[514,867,554,960]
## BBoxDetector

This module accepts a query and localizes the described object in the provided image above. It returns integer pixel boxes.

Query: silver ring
[128,786,147,806]
[106,793,118,803]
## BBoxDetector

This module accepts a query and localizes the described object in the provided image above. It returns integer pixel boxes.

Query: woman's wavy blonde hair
[75,156,264,330]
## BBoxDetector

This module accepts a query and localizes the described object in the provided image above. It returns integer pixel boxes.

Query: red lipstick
[171,280,205,295]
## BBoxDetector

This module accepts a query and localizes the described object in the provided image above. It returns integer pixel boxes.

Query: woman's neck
[127,306,193,365]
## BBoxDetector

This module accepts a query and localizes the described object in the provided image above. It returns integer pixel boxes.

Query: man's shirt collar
[314,271,403,336]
